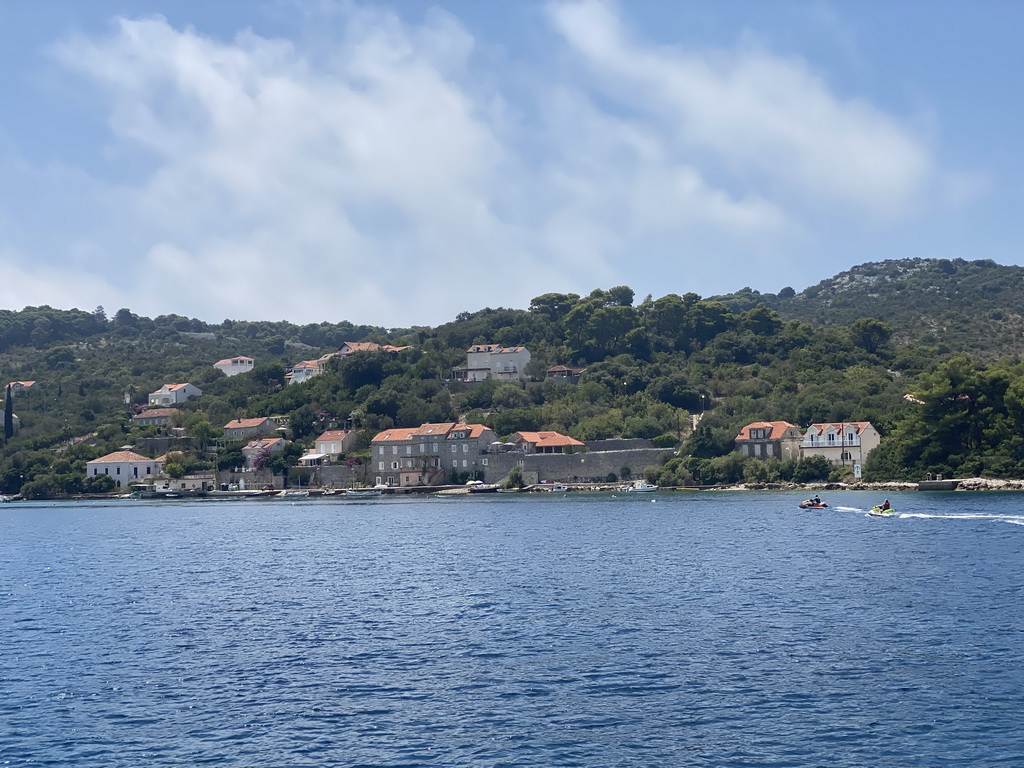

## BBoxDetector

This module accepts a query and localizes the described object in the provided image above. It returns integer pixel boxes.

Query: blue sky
[1,0,1022,327]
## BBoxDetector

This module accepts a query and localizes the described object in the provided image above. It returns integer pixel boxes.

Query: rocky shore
[716,477,1024,492]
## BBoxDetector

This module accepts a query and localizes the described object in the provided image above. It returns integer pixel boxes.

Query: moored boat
[344,488,383,498]
[625,480,658,493]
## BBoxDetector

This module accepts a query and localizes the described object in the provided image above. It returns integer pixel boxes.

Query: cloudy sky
[1,0,1021,327]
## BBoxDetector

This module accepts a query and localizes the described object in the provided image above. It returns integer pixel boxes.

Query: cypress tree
[3,384,13,441]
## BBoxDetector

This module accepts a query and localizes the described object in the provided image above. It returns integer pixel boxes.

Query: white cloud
[2,1,959,326]
[549,0,933,218]
[0,247,125,312]
[50,9,561,325]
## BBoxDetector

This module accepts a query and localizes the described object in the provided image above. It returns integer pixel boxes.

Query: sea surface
[2,490,1023,766]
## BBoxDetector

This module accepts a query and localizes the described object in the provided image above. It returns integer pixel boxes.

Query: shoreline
[713,477,1024,492]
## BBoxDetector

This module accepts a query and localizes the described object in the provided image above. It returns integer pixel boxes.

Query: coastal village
[0,339,914,501]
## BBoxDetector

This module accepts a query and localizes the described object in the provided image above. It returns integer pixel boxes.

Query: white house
[287,360,324,385]
[148,383,203,406]
[458,344,531,383]
[800,422,881,467]
[86,451,164,489]
[314,429,356,458]
[214,356,255,377]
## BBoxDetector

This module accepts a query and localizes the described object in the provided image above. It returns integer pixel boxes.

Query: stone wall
[482,448,674,484]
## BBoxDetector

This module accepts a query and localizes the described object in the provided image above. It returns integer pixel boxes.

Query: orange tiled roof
[224,417,271,429]
[315,430,351,441]
[133,408,180,419]
[735,422,800,441]
[371,428,418,443]
[447,424,493,439]
[243,437,285,450]
[215,356,254,365]
[807,422,873,434]
[513,431,584,447]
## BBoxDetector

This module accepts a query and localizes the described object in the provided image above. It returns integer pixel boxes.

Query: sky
[1,0,1022,329]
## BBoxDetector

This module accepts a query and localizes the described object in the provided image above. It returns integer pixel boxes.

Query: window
[391,461,399,470]
[451,445,457,453]
[379,447,385,455]
[482,458,488,466]
[378,462,385,470]
[462,460,468,468]
[462,444,468,453]
[392,447,398,455]
[376,476,382,485]
[827,433,836,444]
[452,460,458,468]
[116,467,121,475]
[406,446,412,454]
[433,443,438,452]
[420,443,426,453]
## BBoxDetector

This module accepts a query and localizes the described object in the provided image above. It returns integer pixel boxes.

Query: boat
[625,480,658,493]
[549,483,568,493]
[867,506,897,517]
[497,487,521,494]
[799,499,828,509]
[278,489,309,498]
[0,494,11,503]
[344,488,383,498]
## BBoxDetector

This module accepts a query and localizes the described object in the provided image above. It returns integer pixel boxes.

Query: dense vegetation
[3,257,1024,497]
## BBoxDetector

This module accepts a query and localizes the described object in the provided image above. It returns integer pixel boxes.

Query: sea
[2,490,1023,766]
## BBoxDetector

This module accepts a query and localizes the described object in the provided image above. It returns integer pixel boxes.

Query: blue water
[2,491,1023,766]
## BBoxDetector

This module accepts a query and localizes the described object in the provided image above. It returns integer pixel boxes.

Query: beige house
[132,408,180,427]
[735,422,804,460]
[241,437,288,469]
[457,344,532,383]
[223,417,278,440]
[800,422,881,467]
[314,429,357,458]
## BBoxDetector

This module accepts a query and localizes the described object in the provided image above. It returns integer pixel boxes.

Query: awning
[298,453,328,463]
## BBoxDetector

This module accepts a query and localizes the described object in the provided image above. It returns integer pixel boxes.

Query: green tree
[3,384,12,442]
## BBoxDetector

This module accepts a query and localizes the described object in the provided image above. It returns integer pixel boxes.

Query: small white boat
[0,494,11,503]
[278,490,309,498]
[625,480,658,493]
[344,489,383,498]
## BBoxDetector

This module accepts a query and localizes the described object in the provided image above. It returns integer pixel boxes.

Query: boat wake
[900,512,1024,526]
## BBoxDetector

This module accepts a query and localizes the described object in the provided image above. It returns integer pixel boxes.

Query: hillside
[711,258,1024,358]
[5,257,1024,496]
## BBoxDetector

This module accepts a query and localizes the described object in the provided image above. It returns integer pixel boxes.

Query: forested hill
[5,256,1024,496]
[711,258,1024,357]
